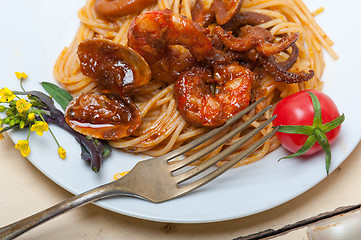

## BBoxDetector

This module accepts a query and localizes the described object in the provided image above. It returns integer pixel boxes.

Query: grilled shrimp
[174,63,254,127]
[128,9,215,83]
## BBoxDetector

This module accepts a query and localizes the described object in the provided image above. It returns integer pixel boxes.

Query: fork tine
[155,97,266,162]
[170,104,272,171]
[176,125,279,196]
[174,115,277,183]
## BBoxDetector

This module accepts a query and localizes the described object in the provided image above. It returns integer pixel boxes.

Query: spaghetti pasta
[53,0,336,167]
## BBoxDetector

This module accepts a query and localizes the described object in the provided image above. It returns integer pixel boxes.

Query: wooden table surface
[1,133,360,240]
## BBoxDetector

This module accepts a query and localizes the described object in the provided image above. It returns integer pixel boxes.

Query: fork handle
[0,184,125,240]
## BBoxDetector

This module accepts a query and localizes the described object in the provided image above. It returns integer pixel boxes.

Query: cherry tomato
[273,90,343,156]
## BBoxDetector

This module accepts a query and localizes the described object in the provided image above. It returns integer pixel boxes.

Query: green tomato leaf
[313,128,331,175]
[308,91,322,127]
[41,82,73,111]
[320,113,345,133]
[278,135,316,161]
[277,125,314,135]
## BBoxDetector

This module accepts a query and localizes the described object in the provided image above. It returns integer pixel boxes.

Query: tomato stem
[278,135,316,161]
[320,114,345,132]
[276,125,313,135]
[310,91,323,126]
[313,128,331,174]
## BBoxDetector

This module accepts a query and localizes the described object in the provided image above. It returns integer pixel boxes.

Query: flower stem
[26,126,31,141]
[37,111,61,148]
[19,78,26,92]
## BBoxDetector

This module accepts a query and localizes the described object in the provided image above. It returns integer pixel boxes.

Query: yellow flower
[30,121,49,136]
[15,72,28,80]
[28,112,35,121]
[0,127,4,140]
[58,147,66,159]
[0,87,16,103]
[15,140,30,157]
[16,98,32,114]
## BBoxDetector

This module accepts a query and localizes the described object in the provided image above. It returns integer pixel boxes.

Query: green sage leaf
[41,82,73,110]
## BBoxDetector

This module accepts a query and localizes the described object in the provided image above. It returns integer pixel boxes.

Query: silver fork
[0,98,279,240]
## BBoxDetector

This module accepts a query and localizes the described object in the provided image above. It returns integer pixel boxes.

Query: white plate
[0,0,360,223]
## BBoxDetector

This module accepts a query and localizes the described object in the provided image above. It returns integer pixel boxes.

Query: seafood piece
[211,0,244,25]
[275,43,299,70]
[214,25,298,56]
[174,63,253,127]
[192,0,215,27]
[64,39,149,140]
[192,0,244,26]
[259,54,314,83]
[222,12,273,31]
[77,39,151,95]
[128,9,215,83]
[95,0,157,18]
[65,92,141,140]
[214,25,314,83]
